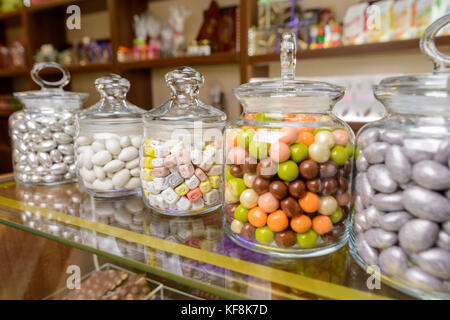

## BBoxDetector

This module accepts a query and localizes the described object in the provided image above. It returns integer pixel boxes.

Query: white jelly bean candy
[105,138,121,155]
[118,146,139,162]
[125,158,140,169]
[120,136,131,147]
[92,140,105,152]
[103,159,125,173]
[131,135,141,148]
[94,166,105,180]
[80,167,96,184]
[125,177,140,189]
[130,167,140,177]
[92,150,112,166]
[112,168,131,187]
[82,147,94,170]
[76,136,92,146]
[93,178,113,191]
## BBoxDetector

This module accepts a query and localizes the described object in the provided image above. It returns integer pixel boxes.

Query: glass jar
[10,62,88,186]
[350,15,450,299]
[224,32,354,257]
[75,74,145,197]
[141,67,227,216]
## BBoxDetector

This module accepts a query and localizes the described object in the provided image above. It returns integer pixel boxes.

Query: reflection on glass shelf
[0,180,412,300]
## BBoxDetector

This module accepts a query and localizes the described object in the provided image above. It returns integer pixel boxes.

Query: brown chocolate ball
[338,176,348,192]
[306,178,322,193]
[335,192,350,206]
[275,230,297,248]
[240,223,256,241]
[299,160,319,179]
[242,156,257,173]
[225,203,238,223]
[322,178,338,195]
[288,180,306,199]
[252,176,270,195]
[257,158,278,178]
[320,161,339,178]
[322,223,346,242]
[280,197,302,218]
[269,181,288,200]
[230,164,243,178]
[339,161,352,176]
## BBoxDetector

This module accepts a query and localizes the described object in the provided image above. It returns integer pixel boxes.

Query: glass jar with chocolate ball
[350,15,450,299]
[141,67,227,216]
[224,32,354,257]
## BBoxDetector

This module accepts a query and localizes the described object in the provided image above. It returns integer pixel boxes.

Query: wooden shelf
[0,109,17,118]
[249,35,450,65]
[119,52,240,71]
[0,67,28,78]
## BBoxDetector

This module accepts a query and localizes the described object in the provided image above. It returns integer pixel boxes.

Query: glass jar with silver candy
[10,62,88,185]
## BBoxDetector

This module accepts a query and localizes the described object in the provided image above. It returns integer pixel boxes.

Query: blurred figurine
[146,14,161,59]
[160,22,174,58]
[169,6,191,57]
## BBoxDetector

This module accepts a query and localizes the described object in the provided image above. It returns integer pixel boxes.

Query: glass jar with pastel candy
[141,67,227,216]
[224,32,354,257]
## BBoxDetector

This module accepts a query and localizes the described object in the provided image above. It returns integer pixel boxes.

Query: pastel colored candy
[187,187,203,202]
[152,167,170,178]
[195,168,208,181]
[179,163,195,178]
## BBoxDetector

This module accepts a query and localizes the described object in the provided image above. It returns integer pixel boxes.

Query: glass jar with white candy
[75,74,145,197]
[10,62,88,186]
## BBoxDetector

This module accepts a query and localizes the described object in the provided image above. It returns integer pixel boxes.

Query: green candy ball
[234,204,249,223]
[289,143,308,163]
[277,160,299,182]
[296,230,318,248]
[237,129,255,149]
[255,226,274,244]
[225,165,233,181]
[345,144,353,157]
[330,145,349,166]
[249,140,269,159]
[228,178,246,198]
[330,206,343,224]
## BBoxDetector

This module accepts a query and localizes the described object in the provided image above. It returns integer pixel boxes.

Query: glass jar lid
[78,74,144,123]
[233,32,345,112]
[374,14,450,114]
[13,62,88,110]
[144,66,227,123]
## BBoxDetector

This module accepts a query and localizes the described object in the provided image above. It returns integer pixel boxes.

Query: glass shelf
[0,176,412,300]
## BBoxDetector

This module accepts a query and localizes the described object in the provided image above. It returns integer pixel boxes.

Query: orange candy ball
[296,131,315,146]
[279,126,299,144]
[267,210,289,232]
[290,214,312,233]
[299,192,320,213]
[248,207,268,227]
[312,215,333,235]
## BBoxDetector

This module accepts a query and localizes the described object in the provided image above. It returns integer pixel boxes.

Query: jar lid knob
[31,62,71,89]
[420,14,450,72]
[280,31,297,80]
[165,67,204,103]
[95,74,130,99]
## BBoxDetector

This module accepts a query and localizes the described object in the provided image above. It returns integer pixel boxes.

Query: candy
[208,165,222,176]
[248,207,267,227]
[161,187,179,204]
[163,155,177,168]
[378,246,408,276]
[234,204,249,223]
[179,163,194,178]
[176,196,191,210]
[279,127,299,144]
[166,171,184,188]
[229,164,244,177]
[312,215,333,234]
[364,228,397,249]
[256,158,277,178]
[398,219,439,253]
[296,131,315,146]
[257,192,279,213]
[332,129,349,146]
[194,168,208,181]
[255,226,274,244]
[231,219,244,234]
[269,142,290,162]
[315,131,335,148]
[412,160,450,190]
[186,187,202,202]
[112,169,131,188]
[269,181,288,200]
[204,189,219,205]
[289,142,308,163]
[249,140,269,160]
[104,159,125,173]
[330,145,349,166]
[185,174,200,189]
[299,192,320,213]
[277,160,299,182]
[208,175,220,189]
[402,186,450,222]
[288,179,306,198]
[299,160,319,179]
[267,210,289,232]
[239,189,258,209]
[152,167,170,178]
[415,248,450,280]
[275,230,296,248]
[318,195,338,215]
[309,143,330,163]
[199,180,212,194]
[174,183,189,196]
[237,129,256,148]
[228,146,247,164]
[296,230,318,248]
[228,178,246,198]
